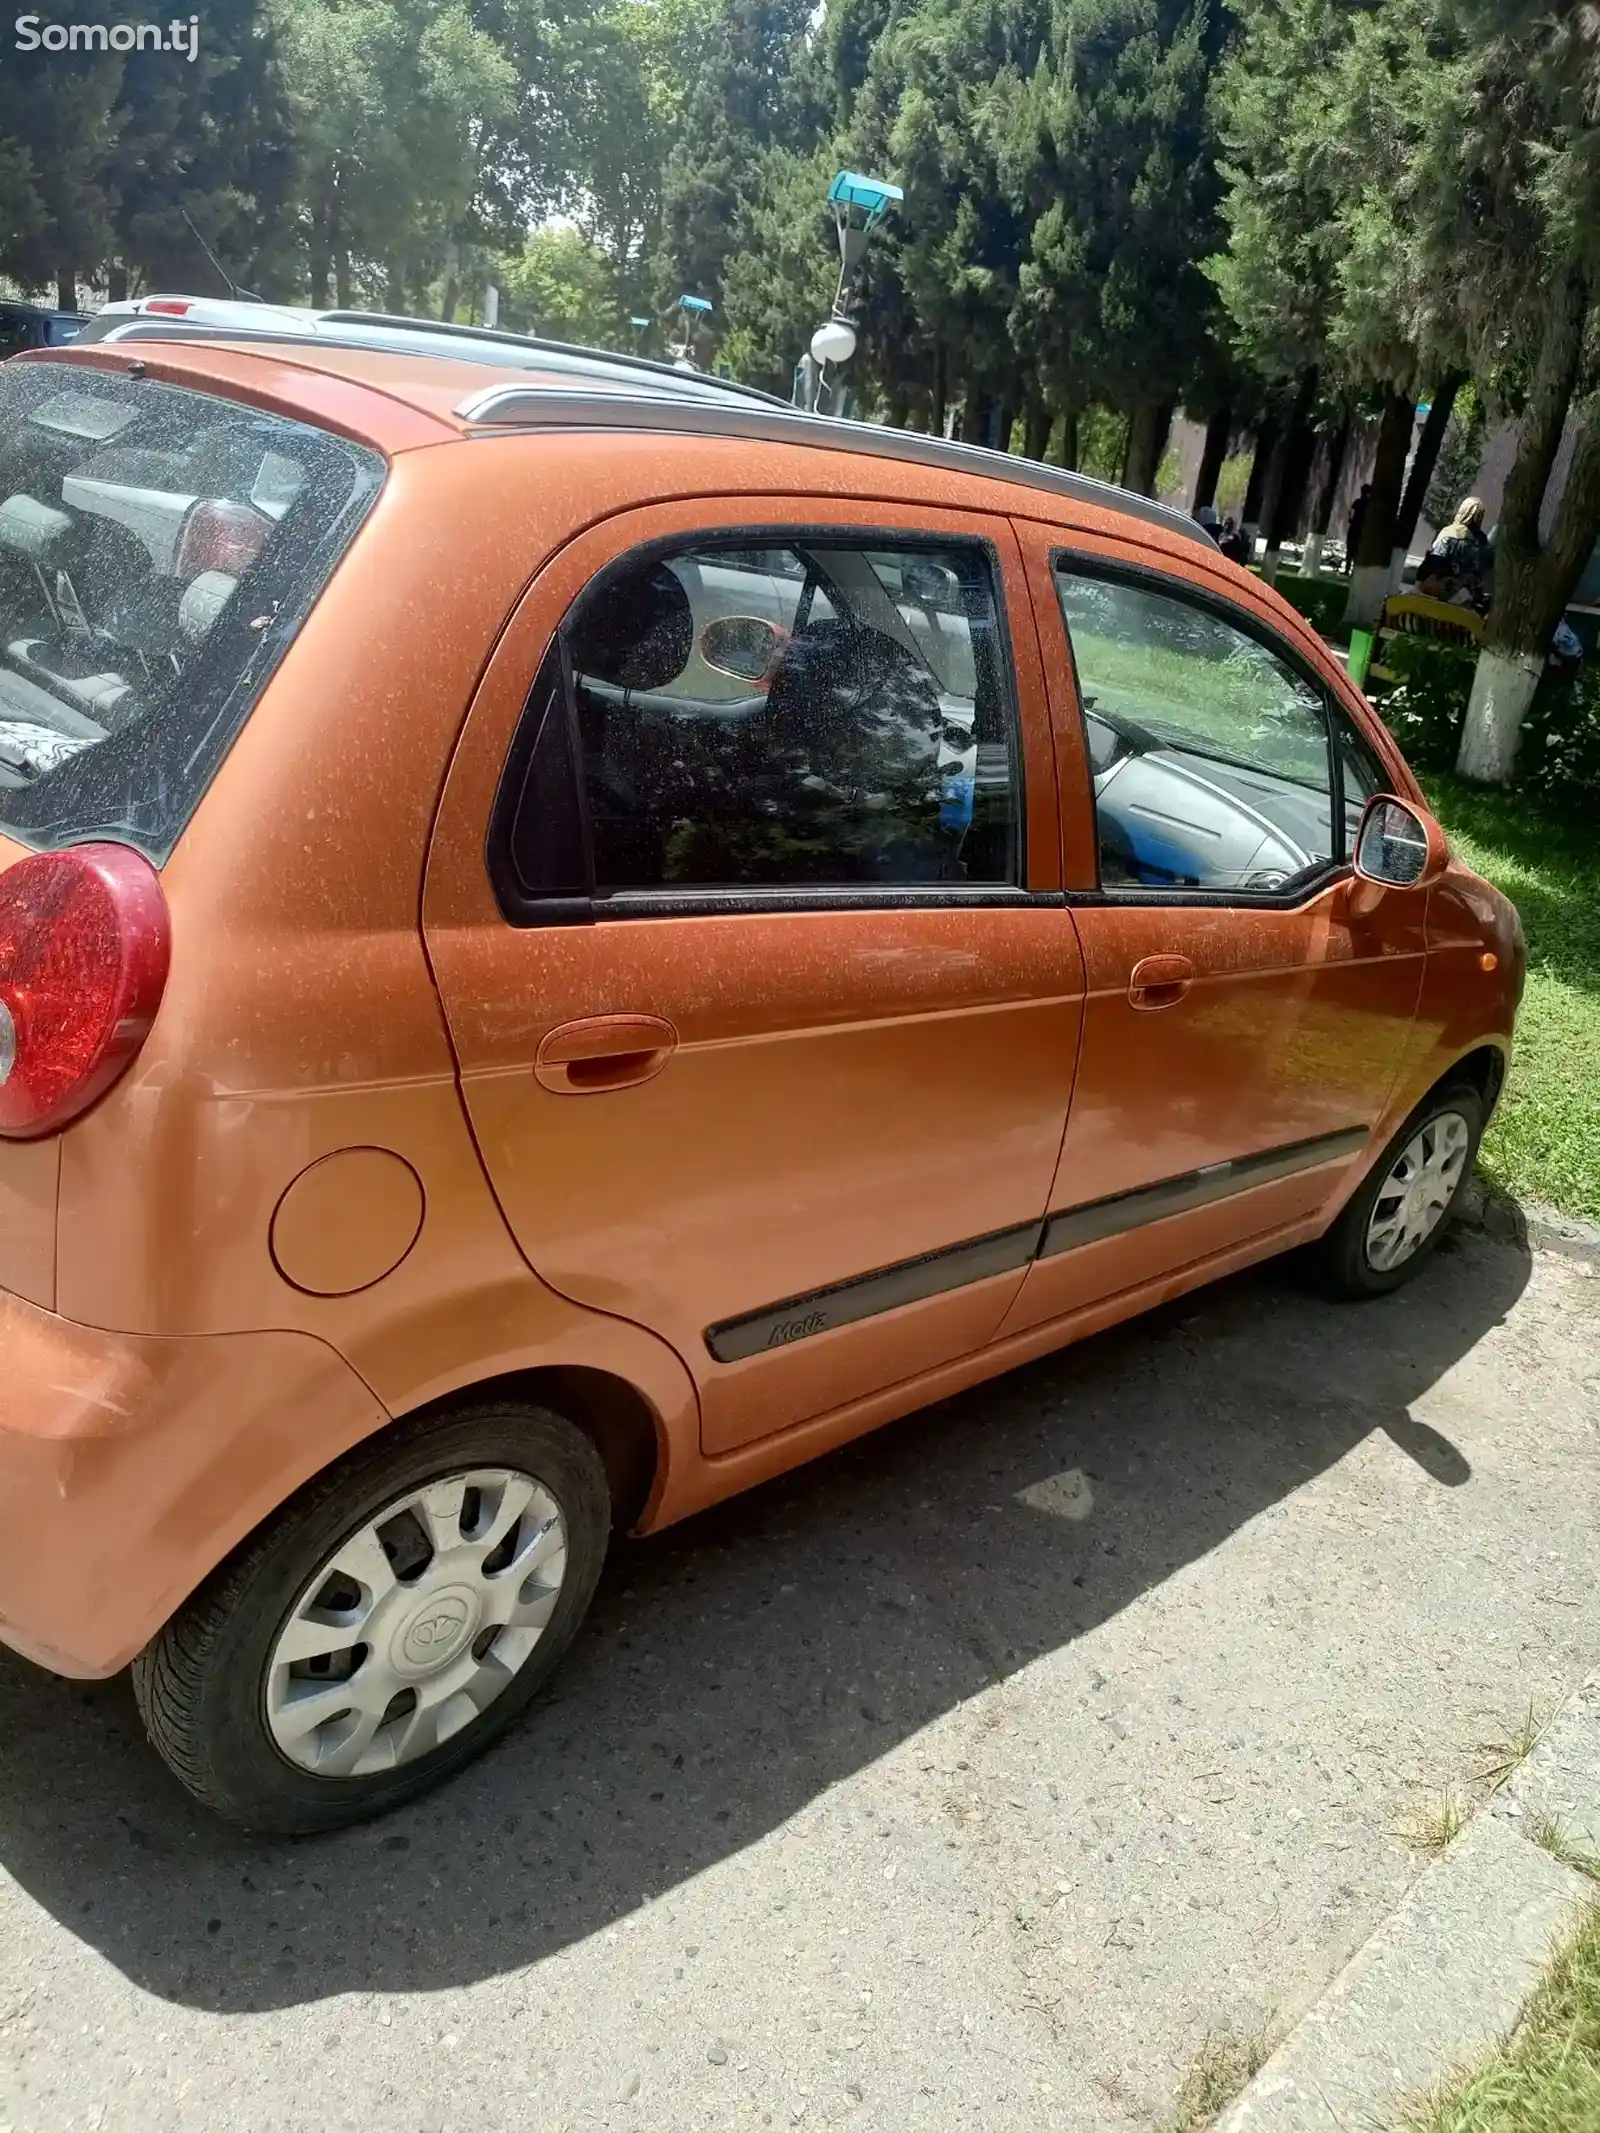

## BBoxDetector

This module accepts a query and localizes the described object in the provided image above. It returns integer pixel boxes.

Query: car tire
[1315,1083,1485,1300]
[131,1401,610,1835]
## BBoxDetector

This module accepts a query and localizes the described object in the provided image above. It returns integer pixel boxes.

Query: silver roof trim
[452,385,1212,549]
[73,315,788,407]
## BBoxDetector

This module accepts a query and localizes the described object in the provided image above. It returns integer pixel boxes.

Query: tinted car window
[565,537,1020,891]
[1055,567,1336,894]
[0,363,382,861]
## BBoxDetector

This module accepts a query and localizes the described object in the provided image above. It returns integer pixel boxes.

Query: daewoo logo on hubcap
[400,1593,473,1668]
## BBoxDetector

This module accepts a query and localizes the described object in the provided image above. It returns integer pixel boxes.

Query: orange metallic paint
[0,1122,57,1309]
[1001,517,1432,1329]
[270,1147,426,1296]
[420,496,1083,1460]
[0,338,1520,1683]
[0,1288,389,1677]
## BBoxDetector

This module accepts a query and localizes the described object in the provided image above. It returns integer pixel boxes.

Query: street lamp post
[798,171,903,417]
[671,293,713,371]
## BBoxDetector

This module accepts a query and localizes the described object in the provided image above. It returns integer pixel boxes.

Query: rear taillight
[141,298,194,316]
[0,844,170,1139]
[175,498,270,581]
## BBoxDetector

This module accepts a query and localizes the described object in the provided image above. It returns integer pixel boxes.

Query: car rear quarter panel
[38,441,676,1433]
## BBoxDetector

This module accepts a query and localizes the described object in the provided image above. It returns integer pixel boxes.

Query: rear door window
[551,535,1021,893]
[0,362,382,860]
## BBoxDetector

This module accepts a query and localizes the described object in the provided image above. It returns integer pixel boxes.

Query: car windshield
[0,362,382,861]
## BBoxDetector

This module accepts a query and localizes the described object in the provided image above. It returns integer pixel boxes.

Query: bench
[1366,592,1482,688]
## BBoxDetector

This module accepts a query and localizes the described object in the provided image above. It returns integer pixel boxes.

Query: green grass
[1167,2028,1272,2133]
[1402,1902,1600,2133]
[1423,775,1600,1224]
[1531,1818,1600,1883]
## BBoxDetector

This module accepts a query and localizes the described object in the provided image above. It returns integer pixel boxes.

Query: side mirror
[699,615,788,686]
[1353,795,1449,890]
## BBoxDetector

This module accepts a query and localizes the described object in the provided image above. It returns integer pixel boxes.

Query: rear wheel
[132,1401,610,1834]
[1315,1083,1483,1298]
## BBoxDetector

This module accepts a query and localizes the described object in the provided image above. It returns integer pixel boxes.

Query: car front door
[423,495,1085,1455]
[1000,525,1426,1334]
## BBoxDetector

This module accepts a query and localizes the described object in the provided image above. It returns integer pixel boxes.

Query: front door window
[1055,568,1340,896]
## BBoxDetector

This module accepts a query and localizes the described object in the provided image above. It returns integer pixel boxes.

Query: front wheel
[132,1402,610,1834]
[1315,1084,1484,1299]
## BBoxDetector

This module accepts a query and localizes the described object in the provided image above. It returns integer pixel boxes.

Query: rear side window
[0,363,383,861]
[554,535,1021,893]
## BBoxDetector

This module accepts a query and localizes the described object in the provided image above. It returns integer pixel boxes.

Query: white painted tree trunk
[1456,647,1544,784]
[1302,531,1324,579]
[1241,522,1260,564]
[1343,563,1390,629]
[1387,544,1410,592]
[1260,544,1283,584]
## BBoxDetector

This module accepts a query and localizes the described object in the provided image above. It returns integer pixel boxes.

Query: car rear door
[999,521,1426,1334]
[423,494,1085,1456]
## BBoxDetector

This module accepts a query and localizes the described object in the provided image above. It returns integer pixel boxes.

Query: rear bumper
[0,1289,389,1677]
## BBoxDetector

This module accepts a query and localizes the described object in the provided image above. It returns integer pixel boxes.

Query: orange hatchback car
[0,316,1523,1831]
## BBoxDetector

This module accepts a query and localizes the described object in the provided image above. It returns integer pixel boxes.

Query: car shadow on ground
[0,1228,1529,2011]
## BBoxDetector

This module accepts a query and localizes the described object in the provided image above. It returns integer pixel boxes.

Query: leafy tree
[497,221,619,340]
[843,0,1047,439]
[719,148,840,394]
[1210,0,1432,615]
[0,3,133,304]
[656,0,820,319]
[557,0,715,312]
[103,0,299,297]
[0,0,296,304]
[1405,0,1600,781]
[1016,0,1227,490]
[272,0,520,310]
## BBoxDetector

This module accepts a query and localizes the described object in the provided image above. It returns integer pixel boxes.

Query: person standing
[1345,483,1371,565]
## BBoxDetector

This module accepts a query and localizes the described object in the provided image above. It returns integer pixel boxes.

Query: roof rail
[315,311,789,406]
[77,305,790,407]
[452,384,1213,549]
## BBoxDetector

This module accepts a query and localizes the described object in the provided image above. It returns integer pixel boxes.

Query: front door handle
[535,1014,678,1094]
[1128,954,1194,1010]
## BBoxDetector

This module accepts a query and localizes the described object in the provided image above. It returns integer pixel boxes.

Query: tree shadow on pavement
[0,1227,1530,2012]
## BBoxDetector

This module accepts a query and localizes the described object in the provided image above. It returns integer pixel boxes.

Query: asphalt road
[2,1225,1598,2133]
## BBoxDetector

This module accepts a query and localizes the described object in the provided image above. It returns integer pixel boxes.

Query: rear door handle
[535,1014,678,1094]
[1128,954,1194,1010]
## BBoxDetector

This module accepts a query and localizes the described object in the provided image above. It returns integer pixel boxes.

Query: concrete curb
[1456,1172,1600,1267]
[1216,1677,1600,2133]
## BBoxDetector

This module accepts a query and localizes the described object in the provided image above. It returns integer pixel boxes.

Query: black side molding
[706,1220,1044,1364]
[1040,1127,1370,1258]
[703,1124,1369,1362]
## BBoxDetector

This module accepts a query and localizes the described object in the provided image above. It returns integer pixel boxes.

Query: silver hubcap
[265,1468,567,1780]
[1365,1112,1471,1272]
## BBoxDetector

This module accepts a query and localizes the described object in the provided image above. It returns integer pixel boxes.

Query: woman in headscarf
[1419,497,1493,610]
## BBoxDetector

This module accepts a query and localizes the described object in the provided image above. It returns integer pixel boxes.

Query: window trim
[488,523,1037,926]
[1048,547,1362,912]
